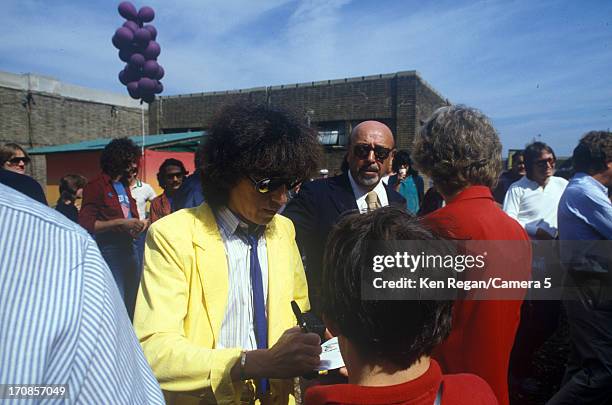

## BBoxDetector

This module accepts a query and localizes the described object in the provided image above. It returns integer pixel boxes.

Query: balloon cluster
[112,2,164,103]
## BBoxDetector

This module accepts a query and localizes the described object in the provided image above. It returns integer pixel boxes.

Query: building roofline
[158,70,445,101]
[0,70,145,109]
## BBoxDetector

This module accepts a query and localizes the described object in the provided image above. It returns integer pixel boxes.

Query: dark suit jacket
[0,169,47,206]
[282,172,406,314]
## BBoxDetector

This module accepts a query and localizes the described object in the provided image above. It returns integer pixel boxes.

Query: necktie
[244,231,269,395]
[366,190,381,211]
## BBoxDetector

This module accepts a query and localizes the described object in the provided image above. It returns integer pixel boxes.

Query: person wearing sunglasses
[79,137,147,319]
[134,102,322,405]
[0,142,31,175]
[283,120,406,315]
[503,142,568,240]
[0,142,48,205]
[149,158,188,223]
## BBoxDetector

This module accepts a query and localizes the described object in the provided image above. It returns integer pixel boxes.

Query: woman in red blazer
[412,105,532,405]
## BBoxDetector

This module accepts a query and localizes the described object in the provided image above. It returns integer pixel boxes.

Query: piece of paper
[315,337,345,371]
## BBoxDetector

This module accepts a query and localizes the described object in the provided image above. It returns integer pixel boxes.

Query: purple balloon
[143,60,159,78]
[138,77,156,93]
[119,48,134,63]
[113,27,133,48]
[117,1,138,21]
[123,20,139,33]
[118,70,129,85]
[134,28,151,47]
[127,81,140,99]
[112,34,122,49]
[143,25,157,41]
[138,6,155,23]
[154,81,163,94]
[129,53,145,67]
[123,65,142,82]
[118,2,138,21]
[143,41,160,60]
[156,65,165,80]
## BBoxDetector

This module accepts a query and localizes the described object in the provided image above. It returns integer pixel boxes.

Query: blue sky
[1,0,610,155]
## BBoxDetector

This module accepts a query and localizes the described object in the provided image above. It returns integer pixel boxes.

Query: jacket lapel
[264,218,286,344]
[328,173,359,215]
[192,204,229,345]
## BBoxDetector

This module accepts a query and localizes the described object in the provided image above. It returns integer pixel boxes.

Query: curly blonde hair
[412,105,502,197]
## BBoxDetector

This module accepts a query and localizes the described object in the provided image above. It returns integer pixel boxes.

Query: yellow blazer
[134,203,310,405]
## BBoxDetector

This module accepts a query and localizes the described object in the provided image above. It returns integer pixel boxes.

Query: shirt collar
[215,206,264,240]
[574,172,608,195]
[446,185,494,204]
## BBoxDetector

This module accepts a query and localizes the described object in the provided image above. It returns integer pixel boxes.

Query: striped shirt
[215,207,269,350]
[0,183,164,404]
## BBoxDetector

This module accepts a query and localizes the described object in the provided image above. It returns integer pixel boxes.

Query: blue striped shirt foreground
[0,184,164,404]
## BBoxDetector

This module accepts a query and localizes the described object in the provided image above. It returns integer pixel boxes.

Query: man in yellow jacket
[134,102,323,405]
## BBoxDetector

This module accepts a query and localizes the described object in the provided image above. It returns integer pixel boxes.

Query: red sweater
[424,186,531,405]
[304,360,497,405]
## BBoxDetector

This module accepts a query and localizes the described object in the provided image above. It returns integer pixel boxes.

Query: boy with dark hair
[306,207,497,405]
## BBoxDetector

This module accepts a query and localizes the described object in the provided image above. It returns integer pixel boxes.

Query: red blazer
[424,186,531,405]
[79,172,139,234]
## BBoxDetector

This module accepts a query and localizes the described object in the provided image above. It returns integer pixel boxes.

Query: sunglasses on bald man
[353,144,393,161]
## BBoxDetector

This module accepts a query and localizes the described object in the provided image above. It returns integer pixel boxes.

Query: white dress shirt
[215,207,268,351]
[503,175,568,237]
[348,171,389,213]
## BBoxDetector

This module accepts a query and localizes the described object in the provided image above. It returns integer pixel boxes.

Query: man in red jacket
[412,105,532,405]
[79,137,146,319]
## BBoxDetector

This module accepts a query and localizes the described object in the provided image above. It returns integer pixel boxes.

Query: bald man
[283,121,406,314]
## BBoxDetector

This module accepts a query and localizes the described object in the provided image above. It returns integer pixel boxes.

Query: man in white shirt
[503,141,567,394]
[129,172,157,270]
[283,121,406,313]
[503,142,568,240]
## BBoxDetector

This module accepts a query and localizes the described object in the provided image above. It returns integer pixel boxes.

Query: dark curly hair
[100,137,141,179]
[201,102,321,208]
[572,131,612,174]
[322,206,453,369]
[156,158,188,188]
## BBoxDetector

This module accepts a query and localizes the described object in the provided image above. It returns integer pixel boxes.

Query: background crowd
[0,101,611,405]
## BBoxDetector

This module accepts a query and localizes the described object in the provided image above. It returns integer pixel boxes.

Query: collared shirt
[0,183,164,404]
[348,170,389,213]
[79,172,139,234]
[215,206,269,350]
[130,180,157,220]
[558,172,612,240]
[503,175,568,237]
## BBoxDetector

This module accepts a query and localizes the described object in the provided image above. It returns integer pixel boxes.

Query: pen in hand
[291,300,310,333]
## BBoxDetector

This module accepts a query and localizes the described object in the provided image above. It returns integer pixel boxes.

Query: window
[316,121,347,146]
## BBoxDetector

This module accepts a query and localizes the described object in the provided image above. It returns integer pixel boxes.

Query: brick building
[149,70,447,174]
[0,71,146,187]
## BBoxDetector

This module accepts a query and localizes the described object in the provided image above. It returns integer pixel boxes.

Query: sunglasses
[534,157,555,168]
[248,175,300,194]
[353,144,393,161]
[8,156,30,165]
